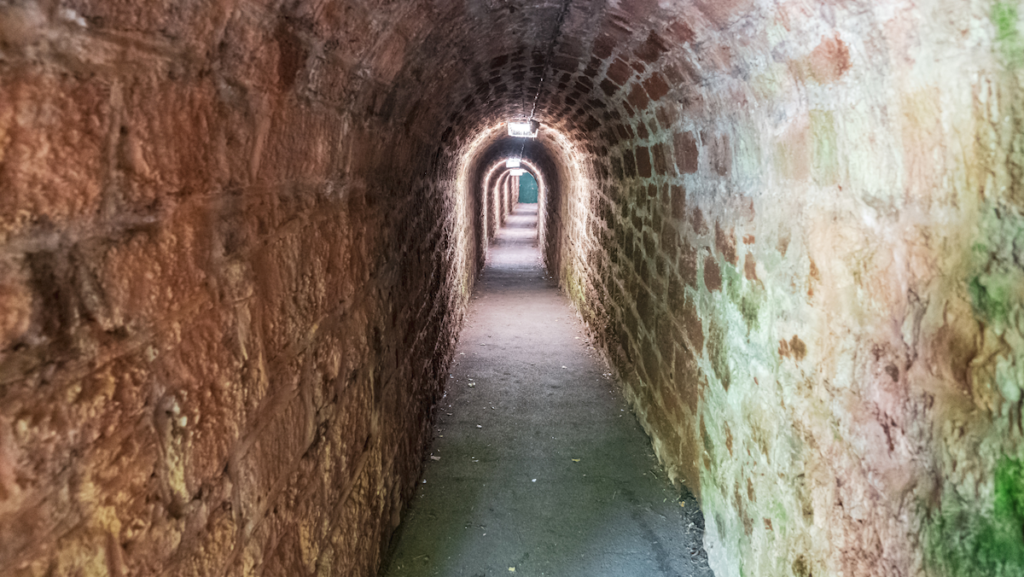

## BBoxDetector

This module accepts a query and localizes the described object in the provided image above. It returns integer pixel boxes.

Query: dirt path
[381,204,714,577]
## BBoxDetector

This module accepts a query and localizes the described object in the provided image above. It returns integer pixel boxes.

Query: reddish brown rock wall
[0,2,488,576]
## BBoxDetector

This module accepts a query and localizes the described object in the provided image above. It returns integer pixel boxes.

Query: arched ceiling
[343,0,731,172]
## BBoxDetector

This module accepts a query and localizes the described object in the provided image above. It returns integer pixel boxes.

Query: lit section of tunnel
[1,1,1023,576]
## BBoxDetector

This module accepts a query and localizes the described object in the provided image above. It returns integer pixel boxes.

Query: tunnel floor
[380,204,714,577]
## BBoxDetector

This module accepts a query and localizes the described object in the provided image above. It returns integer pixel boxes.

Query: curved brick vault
[2,1,1024,576]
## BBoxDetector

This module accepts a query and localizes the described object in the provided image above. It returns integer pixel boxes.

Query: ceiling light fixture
[508,120,539,138]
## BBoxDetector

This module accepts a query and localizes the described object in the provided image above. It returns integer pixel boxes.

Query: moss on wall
[993,2,1024,69]
[926,458,1024,576]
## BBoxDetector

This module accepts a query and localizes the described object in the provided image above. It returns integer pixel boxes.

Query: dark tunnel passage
[1,1,1024,576]
[378,201,715,577]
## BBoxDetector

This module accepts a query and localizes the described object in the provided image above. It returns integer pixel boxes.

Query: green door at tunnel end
[519,172,538,204]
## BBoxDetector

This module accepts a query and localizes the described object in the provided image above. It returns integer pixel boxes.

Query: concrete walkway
[381,204,714,577]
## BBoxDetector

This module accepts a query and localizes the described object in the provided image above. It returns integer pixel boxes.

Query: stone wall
[485,169,517,244]
[0,2,483,575]
[503,173,516,220]
[533,1,1024,576]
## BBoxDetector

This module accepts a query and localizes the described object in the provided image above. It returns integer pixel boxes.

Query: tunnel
[1,1,1024,576]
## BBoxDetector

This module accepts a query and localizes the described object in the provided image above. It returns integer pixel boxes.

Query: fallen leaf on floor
[680,501,685,507]
[509,568,516,573]
[571,459,580,462]
[430,455,441,461]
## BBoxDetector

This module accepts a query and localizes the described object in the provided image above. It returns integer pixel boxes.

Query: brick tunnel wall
[503,174,517,221]
[526,2,1024,577]
[487,170,517,242]
[479,156,523,248]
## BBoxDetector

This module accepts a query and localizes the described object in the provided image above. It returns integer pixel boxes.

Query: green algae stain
[968,273,1014,329]
[966,274,1007,327]
[739,292,761,330]
[562,265,585,308]
[992,2,1024,69]
[722,262,762,330]
[995,459,1024,528]
[968,205,1024,331]
[725,261,744,304]
[810,110,839,186]
[707,319,731,391]
[926,458,1024,576]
